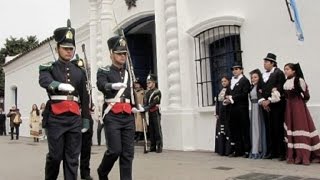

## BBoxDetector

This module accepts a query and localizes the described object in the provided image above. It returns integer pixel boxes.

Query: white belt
[50,95,79,102]
[105,98,130,103]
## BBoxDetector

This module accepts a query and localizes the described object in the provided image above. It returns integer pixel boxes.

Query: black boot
[156,142,162,153]
[97,168,108,180]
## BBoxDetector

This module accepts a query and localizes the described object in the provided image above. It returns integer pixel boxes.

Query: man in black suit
[226,62,251,157]
[259,53,286,160]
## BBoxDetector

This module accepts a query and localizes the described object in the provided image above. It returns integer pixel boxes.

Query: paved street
[0,136,320,180]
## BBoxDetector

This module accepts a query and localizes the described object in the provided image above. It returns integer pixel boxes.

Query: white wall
[168,0,320,151]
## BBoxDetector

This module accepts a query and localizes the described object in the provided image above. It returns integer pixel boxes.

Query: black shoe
[156,146,162,153]
[228,152,237,157]
[278,156,286,161]
[263,154,272,159]
[81,175,93,180]
[97,169,108,180]
[242,153,249,158]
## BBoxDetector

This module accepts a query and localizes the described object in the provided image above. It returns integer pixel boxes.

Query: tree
[0,35,39,96]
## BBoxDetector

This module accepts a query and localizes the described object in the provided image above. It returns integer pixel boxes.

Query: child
[215,76,232,156]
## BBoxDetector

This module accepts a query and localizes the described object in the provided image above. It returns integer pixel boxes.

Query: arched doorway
[124,16,157,88]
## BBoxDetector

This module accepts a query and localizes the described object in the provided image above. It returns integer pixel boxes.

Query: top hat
[263,53,277,63]
[147,74,157,82]
[107,36,127,53]
[230,62,243,70]
[53,19,75,48]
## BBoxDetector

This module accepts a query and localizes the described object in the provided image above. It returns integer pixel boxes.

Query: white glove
[269,89,281,103]
[111,83,127,90]
[138,104,145,112]
[131,107,139,114]
[58,83,75,92]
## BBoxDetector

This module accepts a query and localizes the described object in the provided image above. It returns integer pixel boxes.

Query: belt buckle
[67,95,74,101]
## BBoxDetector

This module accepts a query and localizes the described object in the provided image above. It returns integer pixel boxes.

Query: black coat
[39,59,90,120]
[261,68,286,100]
[230,76,251,107]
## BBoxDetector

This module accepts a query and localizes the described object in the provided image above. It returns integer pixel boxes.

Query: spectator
[30,104,42,142]
[7,105,22,140]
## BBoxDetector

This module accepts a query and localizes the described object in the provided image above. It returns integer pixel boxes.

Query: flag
[290,0,304,41]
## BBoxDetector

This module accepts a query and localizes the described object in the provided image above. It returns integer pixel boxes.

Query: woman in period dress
[283,63,320,165]
[249,69,267,159]
[215,76,232,156]
[39,103,47,140]
[29,104,42,142]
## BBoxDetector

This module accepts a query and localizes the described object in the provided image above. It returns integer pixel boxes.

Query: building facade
[3,0,320,151]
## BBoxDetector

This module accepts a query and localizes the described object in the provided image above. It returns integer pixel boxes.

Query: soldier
[138,74,162,153]
[80,103,94,180]
[39,20,91,180]
[96,36,137,180]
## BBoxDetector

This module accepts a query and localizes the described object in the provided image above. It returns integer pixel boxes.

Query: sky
[0,0,70,48]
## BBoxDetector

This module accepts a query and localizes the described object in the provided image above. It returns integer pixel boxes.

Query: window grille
[194,25,242,107]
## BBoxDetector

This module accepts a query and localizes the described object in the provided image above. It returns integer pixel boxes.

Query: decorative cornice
[186,15,245,37]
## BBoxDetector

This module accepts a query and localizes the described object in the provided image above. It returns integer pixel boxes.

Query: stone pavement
[0,136,320,180]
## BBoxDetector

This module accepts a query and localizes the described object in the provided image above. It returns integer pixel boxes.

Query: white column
[101,0,114,65]
[164,0,182,108]
[89,0,98,101]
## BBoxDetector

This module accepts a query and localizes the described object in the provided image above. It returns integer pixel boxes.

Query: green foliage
[0,35,39,96]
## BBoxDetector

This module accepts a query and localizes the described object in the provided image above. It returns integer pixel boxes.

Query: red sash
[149,106,158,113]
[111,103,132,114]
[51,101,80,116]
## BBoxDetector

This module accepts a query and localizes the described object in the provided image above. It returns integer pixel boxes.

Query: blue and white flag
[290,0,304,41]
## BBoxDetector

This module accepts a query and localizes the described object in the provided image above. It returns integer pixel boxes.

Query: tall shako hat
[53,19,76,48]
[107,36,127,53]
[147,74,157,82]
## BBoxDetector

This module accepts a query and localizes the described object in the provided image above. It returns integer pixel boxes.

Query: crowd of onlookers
[214,53,320,165]
[0,103,46,141]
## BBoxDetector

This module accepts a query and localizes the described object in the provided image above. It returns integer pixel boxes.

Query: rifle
[117,28,149,153]
[81,44,93,109]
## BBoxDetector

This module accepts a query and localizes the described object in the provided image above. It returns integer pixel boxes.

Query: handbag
[13,114,21,124]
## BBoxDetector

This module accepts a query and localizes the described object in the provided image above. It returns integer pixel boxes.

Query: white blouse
[283,77,306,91]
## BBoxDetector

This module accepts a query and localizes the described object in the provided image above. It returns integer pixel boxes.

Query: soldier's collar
[111,64,124,71]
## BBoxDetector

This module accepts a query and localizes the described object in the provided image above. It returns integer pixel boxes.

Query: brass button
[67,73,70,76]
[67,79,71,82]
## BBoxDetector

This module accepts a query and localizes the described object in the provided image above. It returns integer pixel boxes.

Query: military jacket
[96,64,132,101]
[143,88,161,112]
[38,59,90,119]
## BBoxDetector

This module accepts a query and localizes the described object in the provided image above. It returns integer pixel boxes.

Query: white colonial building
[3,0,320,151]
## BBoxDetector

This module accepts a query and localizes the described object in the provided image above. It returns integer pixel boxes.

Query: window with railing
[194,25,242,107]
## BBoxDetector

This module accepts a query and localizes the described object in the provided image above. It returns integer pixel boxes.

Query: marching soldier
[139,74,162,153]
[96,36,137,180]
[39,20,91,180]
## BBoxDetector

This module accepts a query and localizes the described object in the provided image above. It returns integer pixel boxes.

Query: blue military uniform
[97,36,135,180]
[39,20,91,180]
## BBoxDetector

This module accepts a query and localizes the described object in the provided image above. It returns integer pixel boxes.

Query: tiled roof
[3,36,54,66]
